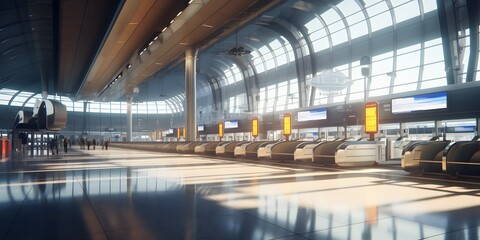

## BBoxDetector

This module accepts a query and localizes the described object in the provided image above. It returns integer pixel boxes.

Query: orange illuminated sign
[218,122,224,138]
[283,113,291,136]
[365,102,379,134]
[252,117,259,138]
[177,128,181,139]
[183,127,186,138]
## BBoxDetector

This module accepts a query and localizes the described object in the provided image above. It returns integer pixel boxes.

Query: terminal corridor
[1,148,479,240]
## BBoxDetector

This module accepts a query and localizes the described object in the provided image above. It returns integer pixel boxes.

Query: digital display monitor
[167,129,174,134]
[453,126,475,132]
[252,117,259,138]
[365,102,378,134]
[224,120,239,129]
[297,108,327,122]
[283,113,291,136]
[197,125,205,132]
[392,92,447,114]
[218,122,224,138]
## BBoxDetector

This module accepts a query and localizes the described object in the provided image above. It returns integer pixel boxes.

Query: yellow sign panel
[252,117,259,138]
[183,127,186,138]
[218,122,224,138]
[283,113,291,136]
[177,128,181,139]
[365,102,378,134]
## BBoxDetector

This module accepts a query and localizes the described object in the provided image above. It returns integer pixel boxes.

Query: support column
[476,118,480,136]
[434,120,441,138]
[30,132,34,157]
[436,0,460,84]
[399,123,408,137]
[185,47,198,141]
[126,95,133,142]
[82,101,88,135]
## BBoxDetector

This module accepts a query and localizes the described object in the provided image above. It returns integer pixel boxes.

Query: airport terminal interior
[1,0,480,239]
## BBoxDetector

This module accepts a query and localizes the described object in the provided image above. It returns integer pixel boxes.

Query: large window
[10,91,34,107]
[0,88,17,105]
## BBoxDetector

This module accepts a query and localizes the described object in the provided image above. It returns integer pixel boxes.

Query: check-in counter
[234,141,253,158]
[312,141,345,165]
[164,142,184,153]
[221,141,247,158]
[194,142,211,154]
[335,141,383,167]
[294,141,322,162]
[270,141,305,161]
[203,142,222,155]
[110,142,162,151]
[176,142,190,153]
[443,139,480,177]
[401,141,450,173]
[244,141,270,159]
[180,142,204,154]
[389,137,412,160]
[257,141,279,159]
[215,142,234,156]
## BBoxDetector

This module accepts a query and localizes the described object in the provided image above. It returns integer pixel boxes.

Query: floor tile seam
[199,154,480,185]
[1,185,33,240]
[242,210,310,237]
[223,156,480,187]
[420,225,480,239]
[282,215,395,236]
[201,155,352,173]
[72,170,111,240]
[269,234,313,240]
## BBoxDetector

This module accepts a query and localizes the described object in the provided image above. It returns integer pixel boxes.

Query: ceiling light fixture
[177,11,183,17]
[227,25,251,56]
[153,36,159,41]
[188,0,193,4]
[162,27,167,32]
[170,19,175,24]
[126,63,132,69]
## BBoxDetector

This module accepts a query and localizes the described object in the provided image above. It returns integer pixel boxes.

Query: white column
[185,47,198,141]
[126,95,133,142]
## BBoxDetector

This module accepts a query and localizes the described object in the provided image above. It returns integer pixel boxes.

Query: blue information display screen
[392,92,447,114]
[224,120,239,129]
[297,108,327,122]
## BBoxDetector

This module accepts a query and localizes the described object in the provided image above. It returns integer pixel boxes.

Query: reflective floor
[1,148,480,240]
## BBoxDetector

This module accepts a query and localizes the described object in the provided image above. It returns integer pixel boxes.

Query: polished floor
[1,148,480,240]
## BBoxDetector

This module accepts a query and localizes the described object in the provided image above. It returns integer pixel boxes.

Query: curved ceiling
[0,0,123,97]
[78,0,283,102]
[0,0,53,93]
[0,0,283,102]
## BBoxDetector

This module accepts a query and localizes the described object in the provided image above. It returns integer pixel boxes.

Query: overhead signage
[218,122,224,139]
[365,102,379,134]
[392,92,447,114]
[283,113,291,137]
[297,108,327,122]
[197,124,205,132]
[252,117,259,138]
[224,120,239,129]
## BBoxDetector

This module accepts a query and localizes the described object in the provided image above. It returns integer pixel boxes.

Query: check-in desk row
[111,139,386,167]
[401,136,480,177]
